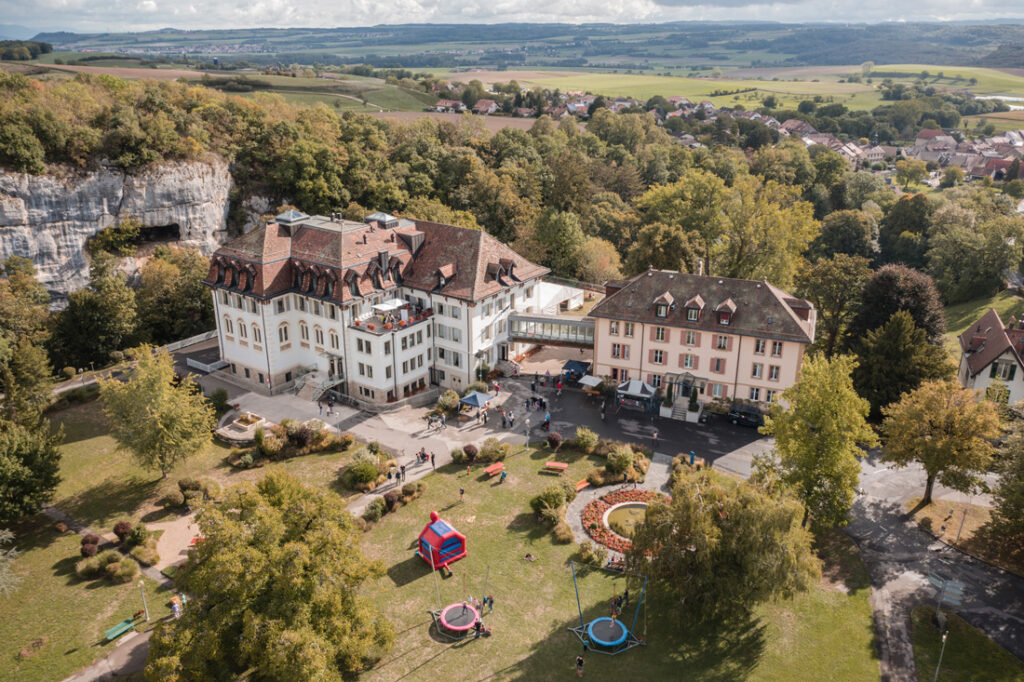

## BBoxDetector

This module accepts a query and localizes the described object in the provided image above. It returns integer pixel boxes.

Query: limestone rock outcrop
[0,156,232,299]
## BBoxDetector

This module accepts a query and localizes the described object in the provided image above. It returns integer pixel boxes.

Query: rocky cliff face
[0,156,232,299]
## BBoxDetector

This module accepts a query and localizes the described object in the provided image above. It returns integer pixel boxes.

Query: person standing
[400,464,406,481]
[500,470,507,484]
[441,413,447,430]
[431,452,436,469]
[487,595,494,612]
[501,411,507,429]
[531,380,537,394]
[509,413,515,429]
[459,487,465,503]
[652,429,659,451]
[556,379,563,396]
[576,655,584,678]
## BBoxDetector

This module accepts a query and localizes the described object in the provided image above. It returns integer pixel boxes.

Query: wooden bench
[575,479,590,492]
[104,618,136,642]
[543,461,569,475]
[484,462,505,477]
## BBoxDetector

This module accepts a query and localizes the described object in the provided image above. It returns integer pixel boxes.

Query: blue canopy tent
[459,391,493,409]
[561,360,592,383]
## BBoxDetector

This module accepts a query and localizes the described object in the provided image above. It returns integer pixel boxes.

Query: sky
[3,0,1024,34]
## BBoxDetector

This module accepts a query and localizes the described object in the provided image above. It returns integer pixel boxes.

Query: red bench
[484,462,505,477]
[543,461,569,474]
[575,479,590,492]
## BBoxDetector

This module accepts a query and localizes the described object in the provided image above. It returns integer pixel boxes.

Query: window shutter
[726,336,733,351]
[695,332,701,346]
[649,326,657,341]
[693,356,699,370]
[722,385,728,398]
[1011,365,1018,381]
[663,329,670,344]
[720,359,726,374]
[679,354,686,368]
[991,364,1000,378]
[648,349,655,363]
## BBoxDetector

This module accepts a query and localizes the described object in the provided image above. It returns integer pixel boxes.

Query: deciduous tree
[984,422,1024,561]
[577,236,622,284]
[98,345,214,478]
[136,246,215,345]
[145,472,394,680]
[533,209,586,279]
[796,254,872,357]
[0,421,62,523]
[624,222,697,276]
[0,528,19,596]
[812,209,877,260]
[881,380,1001,505]
[846,264,946,345]
[895,159,928,190]
[627,468,819,623]
[761,355,878,530]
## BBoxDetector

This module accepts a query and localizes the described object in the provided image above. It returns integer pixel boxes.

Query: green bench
[104,618,136,642]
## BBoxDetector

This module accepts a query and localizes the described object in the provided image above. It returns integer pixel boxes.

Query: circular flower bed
[581,489,669,554]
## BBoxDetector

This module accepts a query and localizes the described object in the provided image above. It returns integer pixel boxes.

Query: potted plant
[367,323,376,331]
[398,320,407,328]
[384,322,393,330]
[354,319,361,327]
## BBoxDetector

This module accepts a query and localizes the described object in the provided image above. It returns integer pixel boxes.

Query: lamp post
[933,630,948,682]
[139,580,149,622]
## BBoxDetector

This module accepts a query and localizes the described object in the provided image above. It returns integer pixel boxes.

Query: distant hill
[0,25,35,40]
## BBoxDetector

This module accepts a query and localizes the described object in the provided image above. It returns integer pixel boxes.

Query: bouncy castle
[416,511,467,569]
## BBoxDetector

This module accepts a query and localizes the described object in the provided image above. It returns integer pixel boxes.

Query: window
[278,324,289,343]
[436,303,445,316]
[995,363,1017,381]
[713,358,724,373]
[484,303,492,316]
[718,313,731,326]
[766,390,778,403]
[451,328,462,343]
[238,322,248,339]
[754,339,766,354]
[244,368,250,378]
[223,316,233,335]
[655,326,666,341]
[750,387,761,401]
[620,369,629,381]
[609,321,619,336]
[252,325,261,344]
[299,322,309,341]
[612,343,622,359]
[328,304,337,320]
[329,331,339,350]
[367,365,374,378]
[653,349,664,364]
[298,297,306,312]
[687,308,698,321]
[686,331,696,346]
[451,352,462,368]
[358,363,366,377]
[234,294,242,308]
[611,368,619,381]
[314,327,324,346]
[357,338,372,354]
[437,348,447,361]
[249,298,258,314]
[435,324,447,340]
[220,291,229,305]
[384,340,391,355]
[651,374,662,387]
[402,360,409,374]
[656,304,668,318]
[401,336,408,351]
[526,285,534,298]
[683,354,694,369]
[417,330,423,344]
[752,363,763,379]
[451,306,461,319]
[624,323,634,337]
[716,335,729,350]
[712,383,723,398]
[772,341,783,357]
[769,365,780,381]
[386,366,392,379]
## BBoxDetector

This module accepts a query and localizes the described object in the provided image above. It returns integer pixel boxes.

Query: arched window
[252,324,262,344]
[238,320,248,339]
[278,324,289,343]
[299,322,309,341]
[329,330,339,350]
[314,326,324,346]
[223,315,233,335]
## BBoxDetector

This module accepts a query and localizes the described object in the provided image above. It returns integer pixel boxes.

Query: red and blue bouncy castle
[416,511,467,569]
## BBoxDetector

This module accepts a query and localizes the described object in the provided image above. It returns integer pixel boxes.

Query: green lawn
[358,448,878,680]
[910,607,1024,681]
[943,289,1024,357]
[0,515,172,681]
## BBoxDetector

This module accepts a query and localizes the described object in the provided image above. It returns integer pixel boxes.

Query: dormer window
[687,308,698,322]
[718,313,731,326]
[656,304,668,318]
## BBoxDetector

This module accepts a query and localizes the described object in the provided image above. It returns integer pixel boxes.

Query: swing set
[425,550,493,642]
[568,561,648,655]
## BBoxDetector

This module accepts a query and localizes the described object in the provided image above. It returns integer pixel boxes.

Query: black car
[727,402,764,428]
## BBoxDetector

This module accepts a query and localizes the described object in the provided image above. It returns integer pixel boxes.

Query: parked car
[727,402,764,428]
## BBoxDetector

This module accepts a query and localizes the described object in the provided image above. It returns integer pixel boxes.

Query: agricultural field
[963,111,1024,134]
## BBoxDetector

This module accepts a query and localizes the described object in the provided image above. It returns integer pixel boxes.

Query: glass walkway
[508,312,595,346]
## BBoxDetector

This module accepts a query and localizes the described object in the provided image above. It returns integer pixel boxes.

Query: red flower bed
[581,490,669,554]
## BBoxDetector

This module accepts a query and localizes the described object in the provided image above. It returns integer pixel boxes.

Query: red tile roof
[958,308,1024,377]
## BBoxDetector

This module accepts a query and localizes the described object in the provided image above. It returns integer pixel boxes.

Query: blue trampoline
[587,617,628,647]
[568,562,648,655]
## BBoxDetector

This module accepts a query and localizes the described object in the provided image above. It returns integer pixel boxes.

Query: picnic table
[543,461,569,475]
[484,462,505,477]
[104,618,135,642]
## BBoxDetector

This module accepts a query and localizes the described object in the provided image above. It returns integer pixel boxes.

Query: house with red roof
[958,308,1024,404]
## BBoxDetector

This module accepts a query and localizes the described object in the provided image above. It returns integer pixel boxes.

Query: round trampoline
[587,617,628,647]
[438,603,480,633]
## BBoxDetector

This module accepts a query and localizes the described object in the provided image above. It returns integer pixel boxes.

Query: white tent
[617,379,656,398]
[578,375,603,388]
[373,298,407,312]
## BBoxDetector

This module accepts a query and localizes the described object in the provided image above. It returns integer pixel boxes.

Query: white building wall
[961,349,1024,405]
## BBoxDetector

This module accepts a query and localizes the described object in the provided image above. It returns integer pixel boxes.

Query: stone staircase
[671,397,689,420]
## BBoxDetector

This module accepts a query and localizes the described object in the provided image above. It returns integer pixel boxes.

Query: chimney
[696,258,704,276]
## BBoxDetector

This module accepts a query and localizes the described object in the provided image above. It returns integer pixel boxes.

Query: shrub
[81,533,100,546]
[606,446,634,474]
[113,521,133,542]
[110,350,125,363]
[347,460,378,485]
[547,432,563,450]
[126,524,148,547]
[383,490,401,511]
[130,544,159,566]
[238,452,254,469]
[362,498,387,522]
[465,381,488,395]
[75,556,101,578]
[337,433,356,449]
[80,543,98,557]
[578,541,607,568]
[177,478,202,493]
[402,482,417,497]
[289,424,315,447]
[97,549,121,567]
[587,469,606,487]
[183,489,203,506]
[200,478,221,500]
[463,444,479,462]
[209,388,230,414]
[688,389,699,412]
[531,483,568,515]
[559,478,578,505]
[112,558,140,583]
[104,561,122,579]
[575,427,598,453]
[437,389,460,412]
[368,441,382,456]
[163,489,185,507]
[62,366,77,380]
[553,520,574,544]
[451,448,466,464]
[479,437,511,462]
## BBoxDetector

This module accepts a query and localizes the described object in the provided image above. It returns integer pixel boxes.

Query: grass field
[964,111,1024,134]
[910,607,1024,681]
[0,515,172,681]
[191,73,437,111]
[358,447,878,681]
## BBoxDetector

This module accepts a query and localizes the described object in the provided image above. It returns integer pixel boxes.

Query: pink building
[589,269,816,408]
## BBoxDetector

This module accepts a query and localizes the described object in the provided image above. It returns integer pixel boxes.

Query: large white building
[205,210,549,404]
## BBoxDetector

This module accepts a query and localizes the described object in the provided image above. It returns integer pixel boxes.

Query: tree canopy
[846,264,946,346]
[0,420,62,523]
[145,472,394,680]
[796,254,872,357]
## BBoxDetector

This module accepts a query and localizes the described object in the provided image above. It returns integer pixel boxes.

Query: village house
[472,99,498,115]
[204,210,555,404]
[433,99,466,113]
[958,308,1024,405]
[589,267,815,410]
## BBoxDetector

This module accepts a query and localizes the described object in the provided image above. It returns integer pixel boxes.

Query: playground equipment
[416,511,467,570]
[568,561,647,655]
